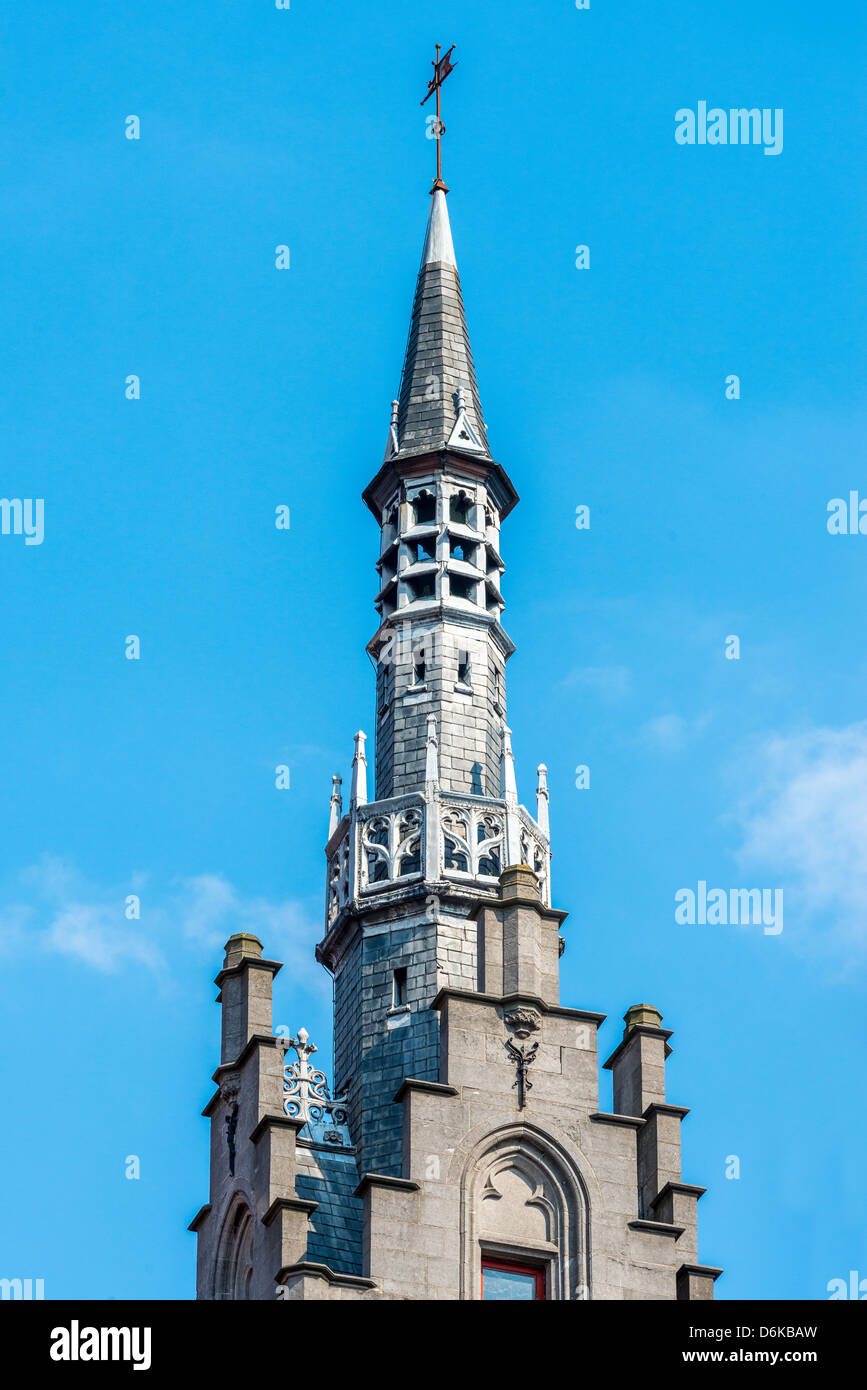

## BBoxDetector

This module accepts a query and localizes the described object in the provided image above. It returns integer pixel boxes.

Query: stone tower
[189,181,721,1303]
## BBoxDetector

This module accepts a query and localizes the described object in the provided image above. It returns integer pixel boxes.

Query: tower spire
[389,180,489,461]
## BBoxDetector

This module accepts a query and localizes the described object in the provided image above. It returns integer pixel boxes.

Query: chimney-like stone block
[637,1104,688,1216]
[475,865,565,1004]
[604,1006,671,1118]
[216,934,281,1065]
[651,1182,705,1263]
[394,1079,463,1183]
[356,1175,421,1280]
[251,1116,305,1213]
[677,1264,721,1301]
[263,1199,318,1291]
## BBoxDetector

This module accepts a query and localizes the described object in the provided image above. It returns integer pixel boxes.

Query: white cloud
[732,722,867,962]
[0,856,324,986]
[173,873,324,990]
[44,901,164,973]
[0,856,166,974]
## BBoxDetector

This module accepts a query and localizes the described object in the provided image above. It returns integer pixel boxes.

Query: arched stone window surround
[213,1190,256,1300]
[455,1123,591,1301]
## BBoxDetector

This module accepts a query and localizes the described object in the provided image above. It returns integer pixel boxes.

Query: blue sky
[1,1,864,1299]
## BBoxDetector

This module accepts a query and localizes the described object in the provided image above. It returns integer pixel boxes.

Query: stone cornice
[214,956,282,993]
[187,1203,211,1233]
[431,986,606,1027]
[362,449,519,523]
[213,1033,279,1077]
[393,1078,460,1104]
[317,876,504,968]
[678,1263,723,1281]
[628,1219,685,1239]
[354,1173,420,1199]
[602,1025,675,1071]
[262,1196,318,1227]
[276,1261,378,1291]
[467,895,568,927]
[651,1181,706,1207]
[202,1034,280,1111]
[249,1114,306,1144]
[588,1111,646,1130]
[644,1102,691,1121]
[296,1137,357,1158]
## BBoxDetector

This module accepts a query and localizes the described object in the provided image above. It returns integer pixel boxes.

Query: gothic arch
[213,1192,255,1300]
[457,1123,591,1300]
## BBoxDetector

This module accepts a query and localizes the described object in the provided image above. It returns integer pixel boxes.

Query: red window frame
[481,1255,546,1300]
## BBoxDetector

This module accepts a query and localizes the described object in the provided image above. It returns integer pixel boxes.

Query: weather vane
[420,43,457,193]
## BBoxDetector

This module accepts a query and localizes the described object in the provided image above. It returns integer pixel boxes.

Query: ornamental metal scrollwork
[282,1028,331,1123]
[505,1035,538,1110]
[280,1028,349,1140]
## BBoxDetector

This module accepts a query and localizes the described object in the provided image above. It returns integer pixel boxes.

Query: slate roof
[294,1142,364,1276]
[395,189,490,460]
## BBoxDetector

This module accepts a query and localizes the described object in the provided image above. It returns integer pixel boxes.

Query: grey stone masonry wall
[192,899,721,1299]
[338,910,441,1177]
[379,613,506,798]
[371,462,512,803]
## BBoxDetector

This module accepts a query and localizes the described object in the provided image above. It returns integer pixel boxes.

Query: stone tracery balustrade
[325,792,549,927]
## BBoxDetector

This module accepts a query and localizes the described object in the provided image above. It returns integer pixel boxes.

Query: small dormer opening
[392,967,408,1006]
[491,663,503,709]
[378,661,392,716]
[449,491,471,525]
[413,490,436,525]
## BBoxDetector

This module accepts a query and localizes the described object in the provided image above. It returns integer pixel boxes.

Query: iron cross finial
[420,43,457,193]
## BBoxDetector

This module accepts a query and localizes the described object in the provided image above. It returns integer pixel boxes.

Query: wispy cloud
[1,857,165,973]
[732,722,867,963]
[0,856,324,986]
[173,872,324,988]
